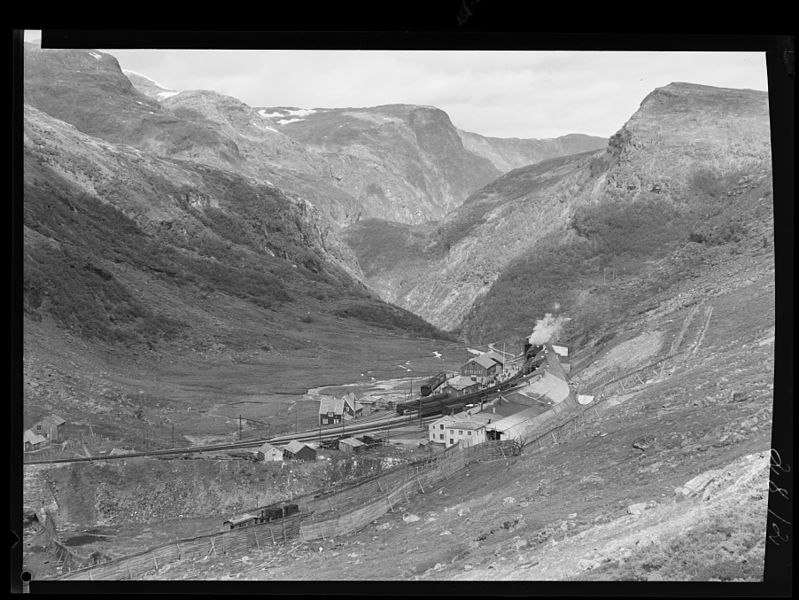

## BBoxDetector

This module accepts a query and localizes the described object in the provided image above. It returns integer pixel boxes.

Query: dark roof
[285,440,315,455]
[466,354,500,370]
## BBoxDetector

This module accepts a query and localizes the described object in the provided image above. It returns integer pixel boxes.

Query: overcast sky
[24,31,768,139]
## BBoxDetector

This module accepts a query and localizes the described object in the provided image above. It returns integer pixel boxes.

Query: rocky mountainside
[122,69,180,101]
[22,48,462,443]
[345,83,772,337]
[264,104,503,224]
[458,130,608,173]
[24,44,363,228]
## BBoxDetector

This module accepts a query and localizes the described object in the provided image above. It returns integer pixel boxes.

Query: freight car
[224,503,299,530]
[396,392,449,415]
[397,365,535,418]
[420,371,447,397]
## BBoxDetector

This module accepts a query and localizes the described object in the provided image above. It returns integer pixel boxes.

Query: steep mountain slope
[24,44,364,228]
[460,82,773,345]
[267,104,502,224]
[345,83,772,335]
[458,130,608,173]
[22,56,460,449]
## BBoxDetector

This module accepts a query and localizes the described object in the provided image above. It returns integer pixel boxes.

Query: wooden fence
[298,440,519,542]
[56,440,519,580]
[58,514,304,581]
[36,510,102,572]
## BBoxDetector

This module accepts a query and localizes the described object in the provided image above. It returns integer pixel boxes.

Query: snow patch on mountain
[278,118,303,125]
[285,108,317,117]
[88,52,102,61]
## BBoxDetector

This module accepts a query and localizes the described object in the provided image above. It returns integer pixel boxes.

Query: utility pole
[239,415,242,441]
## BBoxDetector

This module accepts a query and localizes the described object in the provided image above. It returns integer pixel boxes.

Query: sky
[24,31,768,139]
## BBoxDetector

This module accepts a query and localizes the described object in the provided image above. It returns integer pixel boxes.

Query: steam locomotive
[396,345,547,417]
[224,503,299,530]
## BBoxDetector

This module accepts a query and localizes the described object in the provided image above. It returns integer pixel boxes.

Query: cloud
[101,49,768,139]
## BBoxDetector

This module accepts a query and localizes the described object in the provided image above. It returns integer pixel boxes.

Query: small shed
[283,440,317,461]
[358,434,383,448]
[23,429,48,452]
[339,437,366,454]
[257,442,284,462]
[33,414,66,442]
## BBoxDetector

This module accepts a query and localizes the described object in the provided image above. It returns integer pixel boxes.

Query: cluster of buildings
[251,434,382,464]
[427,343,573,449]
[438,348,521,398]
[23,414,66,452]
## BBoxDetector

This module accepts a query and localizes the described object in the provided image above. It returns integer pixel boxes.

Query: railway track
[22,412,432,466]
[25,362,537,466]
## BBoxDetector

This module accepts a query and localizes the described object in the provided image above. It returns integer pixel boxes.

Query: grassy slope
[137,262,775,581]
[22,123,458,452]
[460,162,774,347]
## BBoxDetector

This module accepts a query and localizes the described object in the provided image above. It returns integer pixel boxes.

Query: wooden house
[257,442,284,462]
[23,429,48,452]
[33,414,66,442]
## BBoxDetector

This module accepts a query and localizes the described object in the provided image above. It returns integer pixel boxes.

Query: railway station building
[460,354,502,382]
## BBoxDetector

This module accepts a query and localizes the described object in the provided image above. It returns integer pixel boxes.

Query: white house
[429,412,494,448]
[428,414,458,444]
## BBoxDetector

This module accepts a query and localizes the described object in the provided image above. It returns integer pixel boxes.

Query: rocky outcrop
[347,83,772,335]
[272,104,502,224]
[458,130,608,173]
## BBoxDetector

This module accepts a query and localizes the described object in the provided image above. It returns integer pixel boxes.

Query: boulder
[402,513,420,523]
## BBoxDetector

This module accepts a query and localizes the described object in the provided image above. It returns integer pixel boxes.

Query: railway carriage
[224,503,300,529]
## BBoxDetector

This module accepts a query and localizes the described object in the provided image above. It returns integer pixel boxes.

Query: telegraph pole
[239,415,242,441]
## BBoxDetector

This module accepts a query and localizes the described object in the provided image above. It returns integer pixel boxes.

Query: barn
[283,440,317,461]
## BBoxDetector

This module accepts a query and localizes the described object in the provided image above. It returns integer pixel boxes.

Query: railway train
[420,371,447,397]
[224,503,300,530]
[396,346,548,417]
